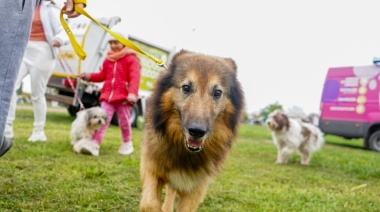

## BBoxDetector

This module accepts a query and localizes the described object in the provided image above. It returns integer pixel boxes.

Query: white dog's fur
[265,109,324,165]
[70,106,108,145]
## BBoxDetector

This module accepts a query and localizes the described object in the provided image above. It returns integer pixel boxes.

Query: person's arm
[78,61,107,82]
[126,55,141,104]
[49,3,69,47]
[78,72,90,81]
[63,0,86,18]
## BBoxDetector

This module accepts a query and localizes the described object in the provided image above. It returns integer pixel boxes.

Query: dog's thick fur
[265,109,324,165]
[139,50,244,212]
[70,106,108,145]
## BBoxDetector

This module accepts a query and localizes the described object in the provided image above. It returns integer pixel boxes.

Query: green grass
[1,106,380,211]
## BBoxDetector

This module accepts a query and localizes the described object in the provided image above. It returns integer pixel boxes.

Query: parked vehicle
[319,64,380,151]
[46,16,176,126]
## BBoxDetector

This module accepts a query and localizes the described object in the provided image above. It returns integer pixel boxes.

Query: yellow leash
[60,2,165,67]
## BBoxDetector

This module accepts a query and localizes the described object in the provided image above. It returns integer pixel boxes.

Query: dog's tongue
[188,139,203,147]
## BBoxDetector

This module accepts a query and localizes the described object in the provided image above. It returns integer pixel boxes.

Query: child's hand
[78,73,89,81]
[127,93,138,105]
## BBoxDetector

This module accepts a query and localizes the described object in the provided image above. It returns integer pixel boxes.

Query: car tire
[110,103,140,127]
[67,105,80,117]
[368,131,380,152]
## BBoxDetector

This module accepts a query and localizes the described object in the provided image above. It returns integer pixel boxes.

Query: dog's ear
[85,109,92,124]
[167,49,191,73]
[171,49,191,63]
[281,113,290,131]
[222,58,237,75]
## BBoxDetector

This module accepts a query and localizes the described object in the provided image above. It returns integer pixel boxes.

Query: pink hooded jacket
[89,53,141,103]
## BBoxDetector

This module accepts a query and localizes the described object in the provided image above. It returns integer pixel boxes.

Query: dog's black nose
[98,120,102,124]
[188,124,207,138]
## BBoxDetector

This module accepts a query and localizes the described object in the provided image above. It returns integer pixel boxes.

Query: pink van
[319,65,380,152]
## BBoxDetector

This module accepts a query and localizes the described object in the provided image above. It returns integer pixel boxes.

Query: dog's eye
[213,89,223,99]
[181,85,191,94]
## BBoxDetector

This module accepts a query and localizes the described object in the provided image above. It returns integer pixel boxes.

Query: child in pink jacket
[77,31,141,156]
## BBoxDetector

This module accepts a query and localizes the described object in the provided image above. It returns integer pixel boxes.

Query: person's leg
[116,102,132,142]
[27,41,55,141]
[0,0,39,154]
[115,102,134,155]
[92,102,115,144]
[5,60,30,139]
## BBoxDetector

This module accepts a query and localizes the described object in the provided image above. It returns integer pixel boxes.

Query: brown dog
[139,50,244,212]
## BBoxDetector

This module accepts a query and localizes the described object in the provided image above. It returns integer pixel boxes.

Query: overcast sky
[61,0,380,114]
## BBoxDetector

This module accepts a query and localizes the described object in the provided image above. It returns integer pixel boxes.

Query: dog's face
[85,107,108,129]
[266,109,290,131]
[152,50,244,153]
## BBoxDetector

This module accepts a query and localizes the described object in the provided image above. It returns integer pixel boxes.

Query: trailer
[46,16,176,126]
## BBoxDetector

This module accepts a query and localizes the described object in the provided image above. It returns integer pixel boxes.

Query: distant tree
[287,105,307,120]
[242,111,249,123]
[260,102,283,121]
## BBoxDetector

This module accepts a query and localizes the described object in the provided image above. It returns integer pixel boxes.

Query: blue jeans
[0,0,39,146]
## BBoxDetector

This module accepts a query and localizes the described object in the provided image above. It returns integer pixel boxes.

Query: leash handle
[57,57,86,111]
[60,5,165,66]
[72,0,86,5]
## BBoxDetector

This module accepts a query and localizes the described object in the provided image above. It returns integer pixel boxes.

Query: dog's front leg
[70,128,79,144]
[275,146,288,164]
[177,184,208,212]
[299,149,311,165]
[275,148,284,164]
[277,146,294,164]
[162,185,176,212]
[84,129,94,140]
[140,170,164,212]
[70,135,77,145]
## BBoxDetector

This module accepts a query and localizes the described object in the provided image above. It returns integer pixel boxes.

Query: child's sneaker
[73,139,100,156]
[4,124,14,139]
[28,130,47,142]
[118,141,134,155]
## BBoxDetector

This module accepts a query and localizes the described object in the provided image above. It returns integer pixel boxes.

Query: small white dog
[70,107,108,153]
[265,109,324,165]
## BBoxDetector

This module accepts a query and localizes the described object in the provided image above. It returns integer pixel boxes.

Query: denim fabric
[0,0,40,145]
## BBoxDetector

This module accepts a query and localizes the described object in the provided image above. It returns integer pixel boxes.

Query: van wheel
[110,104,140,127]
[67,105,80,117]
[368,131,380,152]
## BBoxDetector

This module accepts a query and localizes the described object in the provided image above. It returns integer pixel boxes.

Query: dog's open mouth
[185,138,204,152]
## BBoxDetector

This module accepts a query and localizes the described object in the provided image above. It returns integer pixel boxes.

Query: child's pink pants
[93,101,132,144]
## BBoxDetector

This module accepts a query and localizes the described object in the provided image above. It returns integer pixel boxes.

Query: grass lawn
[1,105,380,211]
